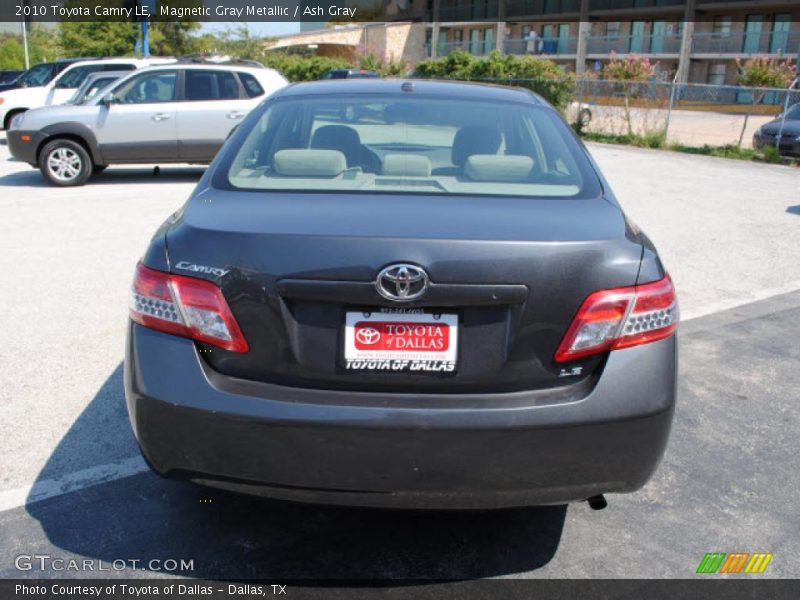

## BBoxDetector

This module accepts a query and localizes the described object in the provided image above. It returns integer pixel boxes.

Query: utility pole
[21,18,30,69]
[142,20,150,57]
[131,0,153,57]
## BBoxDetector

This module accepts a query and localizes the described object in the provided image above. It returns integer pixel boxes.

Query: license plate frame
[343,309,458,373]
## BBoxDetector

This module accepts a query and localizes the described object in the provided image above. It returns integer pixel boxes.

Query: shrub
[261,53,351,81]
[356,50,410,77]
[735,56,796,147]
[412,50,574,112]
[601,53,658,136]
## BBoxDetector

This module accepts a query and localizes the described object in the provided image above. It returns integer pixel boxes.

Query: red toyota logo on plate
[355,327,381,345]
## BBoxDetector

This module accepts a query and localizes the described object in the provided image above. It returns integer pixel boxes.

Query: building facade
[424,0,799,84]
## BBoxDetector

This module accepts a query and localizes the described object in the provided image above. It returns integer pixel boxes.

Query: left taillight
[129,262,249,353]
[554,274,678,363]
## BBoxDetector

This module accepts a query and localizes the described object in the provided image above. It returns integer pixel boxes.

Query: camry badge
[376,264,429,302]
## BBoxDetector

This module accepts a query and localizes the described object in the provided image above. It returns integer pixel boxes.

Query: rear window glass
[185,70,241,101]
[221,95,600,199]
[18,63,55,87]
[239,72,264,98]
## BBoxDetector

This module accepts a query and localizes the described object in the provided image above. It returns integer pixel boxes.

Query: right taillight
[129,262,249,353]
[554,274,678,363]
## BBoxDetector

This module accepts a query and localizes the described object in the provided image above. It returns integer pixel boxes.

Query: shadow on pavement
[25,363,566,580]
[0,166,204,188]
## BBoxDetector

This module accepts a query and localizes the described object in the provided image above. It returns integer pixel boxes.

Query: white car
[8,63,288,185]
[0,57,175,131]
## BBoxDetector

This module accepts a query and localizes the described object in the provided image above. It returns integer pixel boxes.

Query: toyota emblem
[376,264,429,302]
[355,327,381,345]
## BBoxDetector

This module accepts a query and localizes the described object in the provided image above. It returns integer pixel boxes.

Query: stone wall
[266,22,427,66]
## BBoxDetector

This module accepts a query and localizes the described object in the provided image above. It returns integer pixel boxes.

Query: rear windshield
[220,94,601,199]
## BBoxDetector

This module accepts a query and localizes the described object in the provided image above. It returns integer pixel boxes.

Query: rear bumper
[6,129,45,165]
[125,323,677,509]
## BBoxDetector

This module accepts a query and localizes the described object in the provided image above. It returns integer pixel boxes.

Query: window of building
[606,22,621,40]
[707,63,727,85]
[712,16,732,38]
[469,29,482,55]
[771,14,791,54]
[483,27,494,54]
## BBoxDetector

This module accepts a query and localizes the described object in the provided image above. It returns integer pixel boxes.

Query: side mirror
[102,93,119,106]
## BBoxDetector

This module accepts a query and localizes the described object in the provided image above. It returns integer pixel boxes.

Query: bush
[581,131,665,149]
[356,51,410,77]
[412,50,574,112]
[261,53,351,82]
[258,51,408,83]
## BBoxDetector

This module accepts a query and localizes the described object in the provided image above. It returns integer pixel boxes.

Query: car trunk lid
[163,190,643,393]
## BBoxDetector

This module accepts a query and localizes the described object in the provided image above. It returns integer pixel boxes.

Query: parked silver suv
[7,64,287,186]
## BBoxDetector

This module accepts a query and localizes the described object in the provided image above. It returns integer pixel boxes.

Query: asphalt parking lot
[0,134,798,579]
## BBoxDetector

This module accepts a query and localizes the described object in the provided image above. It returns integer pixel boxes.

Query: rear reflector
[554,275,677,363]
[129,262,248,353]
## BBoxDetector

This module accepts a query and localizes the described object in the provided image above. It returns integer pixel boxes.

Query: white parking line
[0,455,149,513]
[681,281,800,322]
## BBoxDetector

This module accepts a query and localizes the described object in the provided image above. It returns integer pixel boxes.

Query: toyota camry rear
[124,80,678,509]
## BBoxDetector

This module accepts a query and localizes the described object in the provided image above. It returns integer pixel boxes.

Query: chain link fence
[572,79,800,151]
[447,77,799,154]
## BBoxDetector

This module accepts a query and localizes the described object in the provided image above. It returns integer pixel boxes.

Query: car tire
[39,139,93,187]
[93,165,108,175]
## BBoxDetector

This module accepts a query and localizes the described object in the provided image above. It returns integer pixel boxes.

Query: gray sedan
[125,80,679,510]
[753,103,800,158]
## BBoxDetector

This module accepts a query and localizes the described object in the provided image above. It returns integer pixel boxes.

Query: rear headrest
[273,149,346,178]
[310,125,361,167]
[382,154,432,177]
[452,126,502,167]
[464,155,535,182]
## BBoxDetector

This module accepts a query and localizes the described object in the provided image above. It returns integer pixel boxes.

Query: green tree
[27,25,59,63]
[0,25,58,69]
[212,25,270,61]
[59,21,138,57]
[736,56,796,147]
[0,38,25,69]
[601,52,657,136]
[149,21,202,57]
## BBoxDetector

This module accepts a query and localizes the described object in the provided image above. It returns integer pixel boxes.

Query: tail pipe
[587,494,608,510]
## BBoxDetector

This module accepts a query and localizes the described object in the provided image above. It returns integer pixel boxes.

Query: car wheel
[39,139,93,187]
[93,165,108,175]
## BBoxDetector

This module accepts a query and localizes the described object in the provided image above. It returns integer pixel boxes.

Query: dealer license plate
[343,310,458,373]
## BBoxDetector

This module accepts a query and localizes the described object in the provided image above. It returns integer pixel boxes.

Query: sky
[200,22,301,38]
